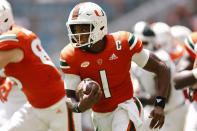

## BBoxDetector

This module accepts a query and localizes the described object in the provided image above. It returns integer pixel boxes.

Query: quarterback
[60,2,170,131]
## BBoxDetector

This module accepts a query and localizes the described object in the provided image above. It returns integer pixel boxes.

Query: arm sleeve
[60,52,79,75]
[0,34,20,51]
[0,76,6,85]
[132,49,150,68]
[184,35,196,59]
[128,33,143,54]
[64,74,81,90]
[195,44,197,53]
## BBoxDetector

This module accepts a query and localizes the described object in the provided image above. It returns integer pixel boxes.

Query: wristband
[192,68,197,79]
[73,103,82,113]
[154,96,166,109]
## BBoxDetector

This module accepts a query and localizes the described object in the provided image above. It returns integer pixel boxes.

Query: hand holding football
[75,78,102,112]
[83,78,100,95]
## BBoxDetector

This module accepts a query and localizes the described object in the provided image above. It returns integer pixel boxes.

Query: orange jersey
[0,76,6,85]
[60,31,143,113]
[184,32,197,101]
[0,25,65,108]
[184,32,197,60]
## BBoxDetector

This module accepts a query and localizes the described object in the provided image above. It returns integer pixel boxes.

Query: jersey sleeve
[59,47,80,75]
[184,33,196,59]
[127,33,143,55]
[64,74,81,90]
[0,34,20,51]
[0,76,6,85]
[195,44,197,53]
[132,49,150,68]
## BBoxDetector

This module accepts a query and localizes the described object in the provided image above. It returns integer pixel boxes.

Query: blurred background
[8,0,197,130]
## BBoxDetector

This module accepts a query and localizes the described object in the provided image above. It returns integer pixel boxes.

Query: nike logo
[156,99,162,103]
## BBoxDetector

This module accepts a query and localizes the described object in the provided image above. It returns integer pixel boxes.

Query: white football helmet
[152,22,172,52]
[170,25,191,44]
[66,2,107,48]
[0,0,14,34]
[133,21,156,50]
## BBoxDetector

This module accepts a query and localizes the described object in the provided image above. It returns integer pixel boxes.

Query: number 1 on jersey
[99,70,111,98]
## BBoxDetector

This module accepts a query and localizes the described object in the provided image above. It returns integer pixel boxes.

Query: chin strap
[79,42,94,51]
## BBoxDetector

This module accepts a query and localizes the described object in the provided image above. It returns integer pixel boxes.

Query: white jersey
[132,49,187,131]
[132,49,185,111]
[184,101,197,131]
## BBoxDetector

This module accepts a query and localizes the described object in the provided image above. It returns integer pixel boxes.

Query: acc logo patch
[81,61,90,67]
[97,59,103,65]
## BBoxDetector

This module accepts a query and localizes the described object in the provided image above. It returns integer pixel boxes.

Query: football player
[170,25,192,72]
[0,0,81,131]
[132,21,187,131]
[60,2,170,131]
[151,22,188,63]
[0,75,27,128]
[174,31,197,131]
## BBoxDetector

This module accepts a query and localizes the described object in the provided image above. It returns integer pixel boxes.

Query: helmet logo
[94,10,100,16]
[101,10,104,16]
[94,10,104,17]
[72,5,81,20]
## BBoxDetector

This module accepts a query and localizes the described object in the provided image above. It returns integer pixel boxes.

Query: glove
[0,80,12,103]
[186,88,197,102]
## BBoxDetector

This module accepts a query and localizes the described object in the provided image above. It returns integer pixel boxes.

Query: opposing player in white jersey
[170,25,192,72]
[152,22,190,63]
[174,32,197,131]
[132,21,188,131]
[0,73,27,127]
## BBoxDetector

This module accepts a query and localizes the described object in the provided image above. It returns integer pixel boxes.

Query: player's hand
[0,81,12,103]
[78,83,102,112]
[149,106,165,129]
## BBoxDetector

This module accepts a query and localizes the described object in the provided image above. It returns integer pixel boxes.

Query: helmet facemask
[67,23,95,48]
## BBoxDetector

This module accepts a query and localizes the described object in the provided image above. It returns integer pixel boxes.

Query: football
[76,78,100,101]
[82,78,100,95]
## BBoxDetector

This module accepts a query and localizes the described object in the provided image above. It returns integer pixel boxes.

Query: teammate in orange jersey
[60,2,170,131]
[0,0,81,131]
[174,32,197,88]
[174,32,197,131]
